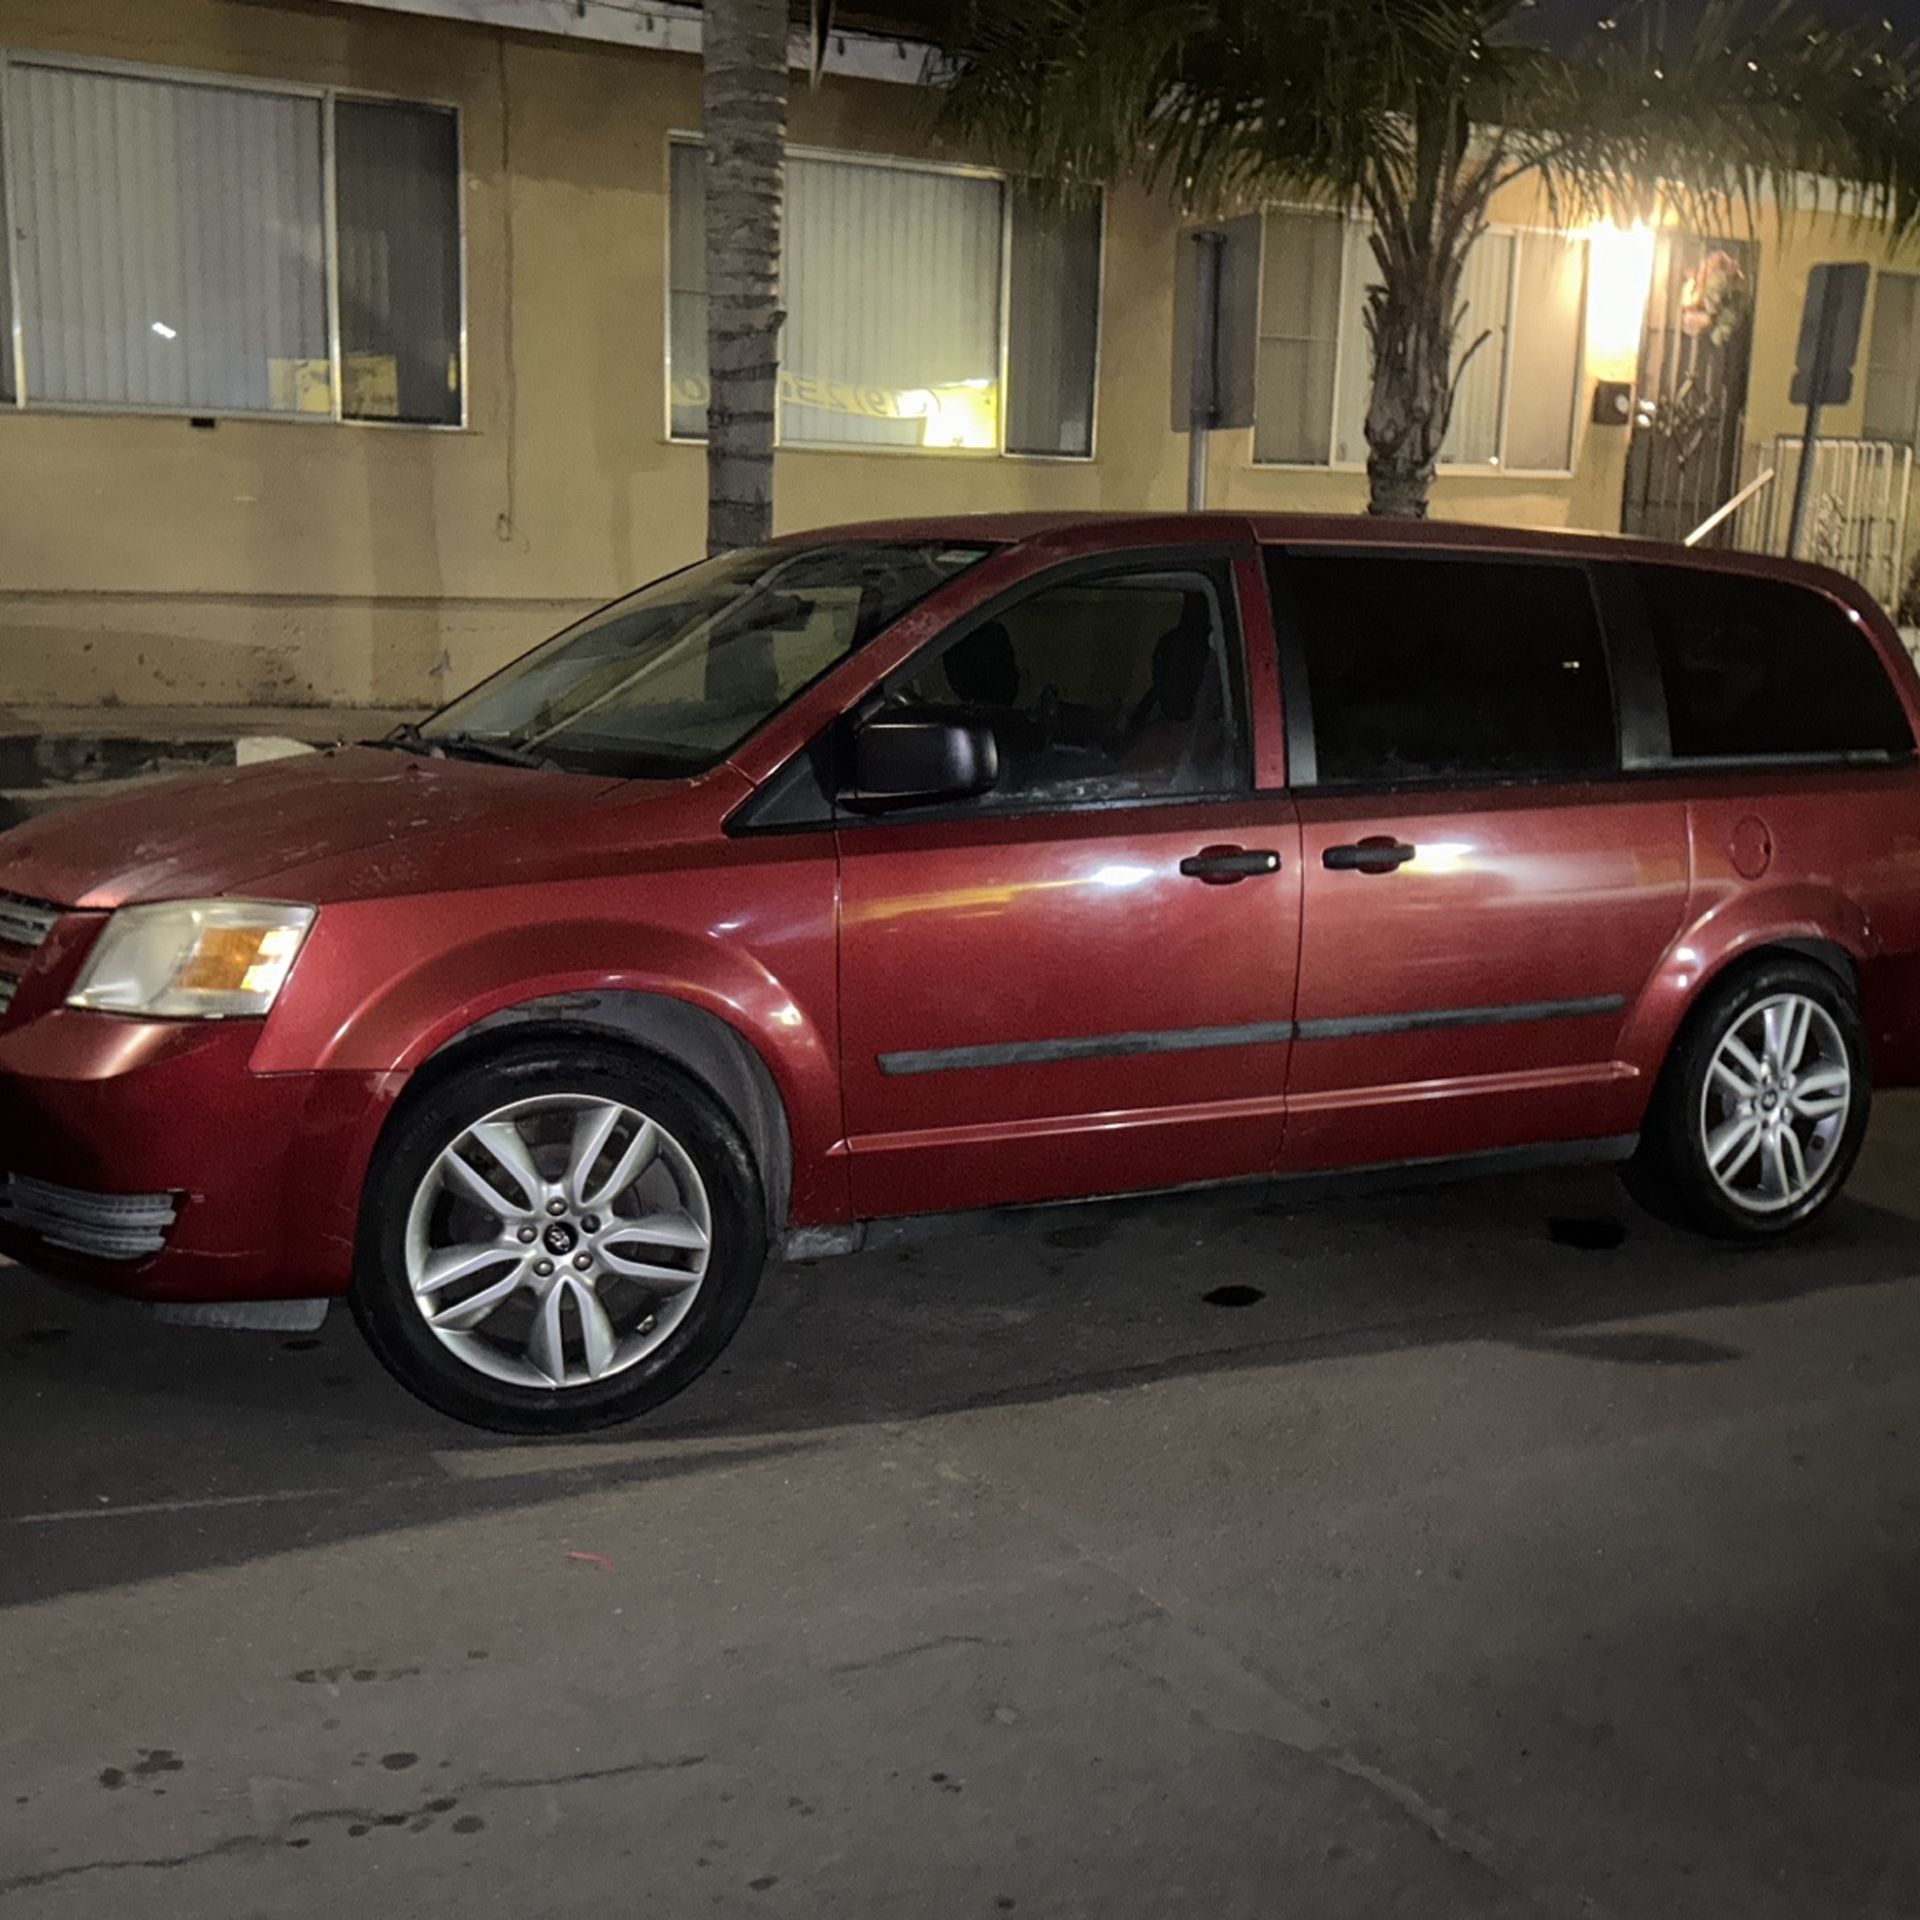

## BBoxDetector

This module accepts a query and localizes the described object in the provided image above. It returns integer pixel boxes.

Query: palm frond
[1499,0,1920,237]
[937,0,1500,213]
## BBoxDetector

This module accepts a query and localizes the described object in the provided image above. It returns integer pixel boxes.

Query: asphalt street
[6,1100,1920,1916]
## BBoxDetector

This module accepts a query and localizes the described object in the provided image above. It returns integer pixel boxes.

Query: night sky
[1524,0,1920,38]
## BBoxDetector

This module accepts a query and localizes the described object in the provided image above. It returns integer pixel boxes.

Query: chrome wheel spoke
[1782,999,1813,1073]
[1761,1003,1789,1075]
[1710,1056,1756,1101]
[1778,1124,1809,1194]
[470,1118,546,1211]
[579,1119,660,1214]
[528,1282,568,1386]
[597,1239,704,1293]
[415,1242,520,1297]
[1707,1113,1761,1176]
[610,1209,709,1253]
[428,1267,527,1331]
[1721,1032,1767,1088]
[1792,1067,1850,1117]
[1761,1131,1793,1200]
[565,1102,625,1209]
[572,1278,619,1380]
[444,1147,534,1221]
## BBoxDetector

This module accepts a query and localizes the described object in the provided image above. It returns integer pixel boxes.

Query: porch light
[1583,220,1656,385]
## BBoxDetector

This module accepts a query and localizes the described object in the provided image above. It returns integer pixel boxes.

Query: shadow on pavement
[7,1130,1920,1607]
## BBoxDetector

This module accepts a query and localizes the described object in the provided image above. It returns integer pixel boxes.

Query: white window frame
[664,132,1104,462]
[1250,206,1586,480]
[0,47,469,429]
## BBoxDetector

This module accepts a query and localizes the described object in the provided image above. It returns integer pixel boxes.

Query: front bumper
[0,1007,396,1303]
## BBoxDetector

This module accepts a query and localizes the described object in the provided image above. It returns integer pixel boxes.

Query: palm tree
[940,0,1920,518]
[702,0,790,552]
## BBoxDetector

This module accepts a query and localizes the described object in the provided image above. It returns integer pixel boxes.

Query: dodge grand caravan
[3,513,1918,1431]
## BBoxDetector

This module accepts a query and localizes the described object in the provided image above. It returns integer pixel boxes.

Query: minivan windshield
[416,541,989,778]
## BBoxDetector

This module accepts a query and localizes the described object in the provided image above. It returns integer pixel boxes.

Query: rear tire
[351,1034,766,1433]
[1624,956,1869,1239]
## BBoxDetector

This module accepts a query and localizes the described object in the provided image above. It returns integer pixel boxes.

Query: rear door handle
[1179,845,1283,883]
[1323,838,1418,873]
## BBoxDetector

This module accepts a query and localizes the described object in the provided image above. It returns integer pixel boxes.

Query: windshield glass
[421,541,990,777]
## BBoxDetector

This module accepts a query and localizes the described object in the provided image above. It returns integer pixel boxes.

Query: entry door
[836,554,1301,1221]
[1269,548,1689,1173]
[1621,234,1758,544]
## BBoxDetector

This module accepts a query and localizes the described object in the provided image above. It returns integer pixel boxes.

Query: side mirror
[844,714,999,809]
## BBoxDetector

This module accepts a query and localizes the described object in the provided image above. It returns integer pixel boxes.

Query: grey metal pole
[1187,230,1223,513]
[1786,274,1841,559]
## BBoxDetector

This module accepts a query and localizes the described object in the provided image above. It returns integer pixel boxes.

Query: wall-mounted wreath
[1678,249,1752,347]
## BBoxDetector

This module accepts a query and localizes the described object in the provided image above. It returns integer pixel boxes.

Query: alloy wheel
[403,1093,713,1389]
[1697,992,1852,1215]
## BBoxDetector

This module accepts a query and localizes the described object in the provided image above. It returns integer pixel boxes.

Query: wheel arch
[403,991,796,1237]
[1620,889,1876,1114]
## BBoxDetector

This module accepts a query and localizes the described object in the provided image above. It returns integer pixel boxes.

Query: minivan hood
[0,747,640,910]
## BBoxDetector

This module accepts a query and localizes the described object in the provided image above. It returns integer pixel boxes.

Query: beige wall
[0,0,1913,708]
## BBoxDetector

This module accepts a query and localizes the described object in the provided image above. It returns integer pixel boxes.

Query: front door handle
[1323,837,1418,873]
[1179,845,1283,883]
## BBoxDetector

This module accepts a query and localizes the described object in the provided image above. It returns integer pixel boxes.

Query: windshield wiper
[365,722,557,772]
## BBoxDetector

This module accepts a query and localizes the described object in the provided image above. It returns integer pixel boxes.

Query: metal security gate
[1622,234,1758,545]
[1728,436,1914,609]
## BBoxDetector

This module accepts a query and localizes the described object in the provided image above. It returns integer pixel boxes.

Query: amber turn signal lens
[174,924,303,995]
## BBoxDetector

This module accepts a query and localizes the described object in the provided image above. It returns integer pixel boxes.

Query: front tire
[351,1035,766,1433]
[1625,956,1869,1239]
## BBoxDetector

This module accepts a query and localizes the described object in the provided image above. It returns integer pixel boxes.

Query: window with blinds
[0,54,461,423]
[1864,272,1920,447]
[1256,209,1586,474]
[668,140,1101,458]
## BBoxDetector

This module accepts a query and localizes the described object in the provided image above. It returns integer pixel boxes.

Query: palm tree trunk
[1362,250,1456,519]
[1361,107,1498,520]
[703,0,789,554]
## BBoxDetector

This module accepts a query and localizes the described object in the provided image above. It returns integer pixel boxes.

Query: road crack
[0,1754,707,1895]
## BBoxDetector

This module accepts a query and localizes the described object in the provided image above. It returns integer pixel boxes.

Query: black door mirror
[844,714,999,809]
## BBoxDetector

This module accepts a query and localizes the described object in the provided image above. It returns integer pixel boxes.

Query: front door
[836,551,1301,1221]
[1268,547,1690,1173]
[1621,234,1758,544]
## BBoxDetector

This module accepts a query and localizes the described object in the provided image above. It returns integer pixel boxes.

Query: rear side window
[1274,552,1616,787]
[1636,566,1913,761]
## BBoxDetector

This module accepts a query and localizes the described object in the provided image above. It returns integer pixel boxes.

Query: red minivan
[5,514,1919,1431]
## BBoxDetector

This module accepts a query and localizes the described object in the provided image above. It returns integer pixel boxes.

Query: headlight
[67,901,316,1019]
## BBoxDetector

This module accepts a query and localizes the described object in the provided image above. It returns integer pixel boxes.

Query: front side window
[423,543,987,778]
[1276,552,1616,787]
[1254,211,1586,474]
[668,141,1101,457]
[0,54,459,422]
[885,564,1246,809]
[1637,566,1913,761]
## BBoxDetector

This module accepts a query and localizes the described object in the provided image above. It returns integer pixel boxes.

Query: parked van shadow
[8,1114,1920,1606]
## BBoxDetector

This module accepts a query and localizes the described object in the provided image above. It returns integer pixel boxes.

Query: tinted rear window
[1275,552,1616,787]
[1637,566,1913,761]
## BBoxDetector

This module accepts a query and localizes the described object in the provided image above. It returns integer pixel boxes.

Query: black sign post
[1785,262,1870,557]
[1172,216,1259,510]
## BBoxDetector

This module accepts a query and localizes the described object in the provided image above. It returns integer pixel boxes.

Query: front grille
[0,1174,178,1261]
[0,892,62,1023]
[0,894,60,951]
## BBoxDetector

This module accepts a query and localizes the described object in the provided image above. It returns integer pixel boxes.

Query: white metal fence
[1716,435,1915,611]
